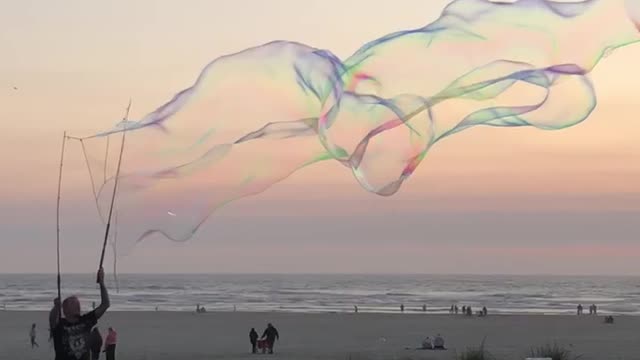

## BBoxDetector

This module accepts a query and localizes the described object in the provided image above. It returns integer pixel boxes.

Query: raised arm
[94,268,110,319]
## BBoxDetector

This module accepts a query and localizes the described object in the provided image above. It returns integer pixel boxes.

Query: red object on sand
[257,339,268,349]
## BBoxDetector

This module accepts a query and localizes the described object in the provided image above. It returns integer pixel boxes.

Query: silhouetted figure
[196,304,200,313]
[89,327,102,360]
[577,304,583,315]
[605,315,615,324]
[421,337,433,349]
[104,327,117,360]
[434,334,446,350]
[249,328,258,354]
[466,306,472,316]
[261,323,280,354]
[49,298,60,343]
[423,304,427,312]
[50,268,110,360]
[461,305,466,314]
[29,323,39,348]
[449,305,454,314]
[592,304,598,315]
[400,304,405,313]
[454,305,459,314]
[354,305,358,313]
[482,306,488,317]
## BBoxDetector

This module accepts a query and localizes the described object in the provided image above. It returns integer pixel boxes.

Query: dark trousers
[251,340,257,353]
[105,344,116,360]
[267,340,275,354]
[91,347,101,360]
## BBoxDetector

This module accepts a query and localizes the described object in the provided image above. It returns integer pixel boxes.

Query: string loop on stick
[97,100,131,282]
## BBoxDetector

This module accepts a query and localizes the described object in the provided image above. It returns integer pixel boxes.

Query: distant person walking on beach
[592,304,598,315]
[29,323,39,348]
[104,327,117,360]
[482,306,488,317]
[354,305,358,313]
[400,304,405,313]
[50,268,110,360]
[249,328,258,354]
[423,304,427,312]
[577,304,584,315]
[261,323,280,354]
[466,306,472,316]
[454,305,459,314]
[89,327,102,360]
[461,305,466,314]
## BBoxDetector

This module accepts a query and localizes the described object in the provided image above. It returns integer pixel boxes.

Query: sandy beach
[1,311,638,360]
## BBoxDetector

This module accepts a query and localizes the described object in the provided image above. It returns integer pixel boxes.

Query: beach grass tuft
[458,338,495,360]
[529,343,582,360]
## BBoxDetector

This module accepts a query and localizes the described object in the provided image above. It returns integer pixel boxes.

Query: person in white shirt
[29,323,39,348]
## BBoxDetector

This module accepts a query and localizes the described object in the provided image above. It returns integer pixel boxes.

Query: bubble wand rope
[97,100,130,282]
[112,211,120,292]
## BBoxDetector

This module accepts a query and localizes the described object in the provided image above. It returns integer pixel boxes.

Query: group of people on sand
[249,323,280,354]
[576,303,598,315]
[46,268,117,360]
[393,303,488,316]
[448,304,488,317]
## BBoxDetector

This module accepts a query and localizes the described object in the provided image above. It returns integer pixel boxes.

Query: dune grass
[529,343,582,360]
[458,339,495,360]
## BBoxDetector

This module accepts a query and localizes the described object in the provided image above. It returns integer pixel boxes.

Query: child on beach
[104,327,117,360]
[249,328,258,353]
[29,323,39,348]
[50,268,110,360]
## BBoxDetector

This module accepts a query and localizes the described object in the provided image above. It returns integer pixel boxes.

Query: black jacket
[262,326,279,342]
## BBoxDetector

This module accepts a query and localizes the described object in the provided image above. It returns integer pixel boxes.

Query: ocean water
[0,274,639,315]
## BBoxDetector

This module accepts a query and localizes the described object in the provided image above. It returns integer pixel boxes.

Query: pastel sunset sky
[1,0,639,274]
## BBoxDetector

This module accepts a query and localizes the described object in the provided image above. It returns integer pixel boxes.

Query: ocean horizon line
[1,272,639,278]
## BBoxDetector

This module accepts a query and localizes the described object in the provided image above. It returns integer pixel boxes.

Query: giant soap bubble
[79,0,640,251]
